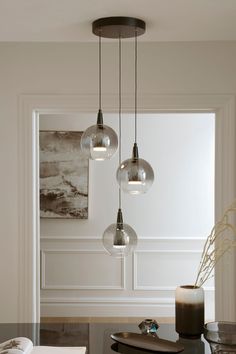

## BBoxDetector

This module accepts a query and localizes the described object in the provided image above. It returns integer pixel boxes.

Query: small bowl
[204,322,236,353]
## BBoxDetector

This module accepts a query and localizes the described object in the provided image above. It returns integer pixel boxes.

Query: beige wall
[1,41,236,322]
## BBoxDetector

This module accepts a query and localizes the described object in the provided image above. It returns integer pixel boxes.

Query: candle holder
[138,319,159,337]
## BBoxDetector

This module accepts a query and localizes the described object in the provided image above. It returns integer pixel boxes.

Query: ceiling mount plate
[92,17,146,39]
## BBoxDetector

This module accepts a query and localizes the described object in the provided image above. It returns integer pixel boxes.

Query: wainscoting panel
[40,237,214,319]
[41,250,124,290]
[133,250,203,290]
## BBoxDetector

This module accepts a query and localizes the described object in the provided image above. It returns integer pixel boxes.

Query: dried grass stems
[195,201,236,288]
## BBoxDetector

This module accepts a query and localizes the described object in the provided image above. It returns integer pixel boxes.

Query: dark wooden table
[0,322,210,354]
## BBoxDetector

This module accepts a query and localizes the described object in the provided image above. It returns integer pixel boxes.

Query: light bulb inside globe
[117,158,154,194]
[117,144,154,194]
[116,143,154,194]
[128,181,143,185]
[113,227,129,248]
[81,110,118,160]
[93,147,107,152]
[102,209,137,257]
[127,164,146,185]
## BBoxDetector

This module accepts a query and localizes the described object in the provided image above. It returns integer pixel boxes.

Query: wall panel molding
[41,296,174,304]
[41,249,125,290]
[40,236,207,241]
[133,250,211,291]
[40,296,175,317]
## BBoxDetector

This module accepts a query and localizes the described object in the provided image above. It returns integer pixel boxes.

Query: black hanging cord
[99,34,102,110]
[97,32,103,126]
[132,30,139,160]
[134,30,138,144]
[118,35,122,209]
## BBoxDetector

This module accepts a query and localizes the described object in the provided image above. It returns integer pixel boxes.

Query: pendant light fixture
[97,18,140,257]
[81,30,118,160]
[117,31,154,194]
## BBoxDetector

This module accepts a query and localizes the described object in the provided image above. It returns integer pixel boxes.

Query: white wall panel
[40,237,214,319]
[40,300,175,318]
[41,250,124,290]
[133,250,202,290]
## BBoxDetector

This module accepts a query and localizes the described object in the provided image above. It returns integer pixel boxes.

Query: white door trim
[18,94,235,322]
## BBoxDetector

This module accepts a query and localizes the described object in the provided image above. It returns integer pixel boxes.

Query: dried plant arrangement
[195,200,236,288]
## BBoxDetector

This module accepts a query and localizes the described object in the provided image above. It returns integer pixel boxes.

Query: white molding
[40,294,213,318]
[18,93,233,111]
[40,294,213,304]
[41,249,125,290]
[215,95,236,321]
[41,236,102,241]
[133,250,207,291]
[18,93,235,322]
[40,296,175,317]
[40,296,174,304]
[18,102,40,323]
[40,236,207,241]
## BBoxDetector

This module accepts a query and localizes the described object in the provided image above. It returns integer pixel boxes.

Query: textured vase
[175,285,204,339]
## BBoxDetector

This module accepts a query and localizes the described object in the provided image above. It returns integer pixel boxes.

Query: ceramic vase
[175,285,204,339]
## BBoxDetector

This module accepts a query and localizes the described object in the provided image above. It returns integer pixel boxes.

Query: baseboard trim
[40,316,175,324]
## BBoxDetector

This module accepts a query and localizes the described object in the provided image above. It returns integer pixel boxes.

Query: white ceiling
[1,0,236,42]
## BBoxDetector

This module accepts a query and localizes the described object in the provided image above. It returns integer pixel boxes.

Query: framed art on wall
[40,131,88,219]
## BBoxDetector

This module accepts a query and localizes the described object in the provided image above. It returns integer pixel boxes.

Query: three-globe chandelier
[81,17,154,257]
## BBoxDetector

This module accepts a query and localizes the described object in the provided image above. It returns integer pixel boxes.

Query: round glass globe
[102,223,137,258]
[81,124,118,160]
[117,158,154,194]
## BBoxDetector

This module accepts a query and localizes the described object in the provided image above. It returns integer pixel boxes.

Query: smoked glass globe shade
[81,124,118,161]
[117,157,154,194]
[102,223,137,258]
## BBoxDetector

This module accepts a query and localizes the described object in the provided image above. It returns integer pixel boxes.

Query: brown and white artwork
[40,131,88,219]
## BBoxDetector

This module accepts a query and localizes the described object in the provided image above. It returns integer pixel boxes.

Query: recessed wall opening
[39,111,215,320]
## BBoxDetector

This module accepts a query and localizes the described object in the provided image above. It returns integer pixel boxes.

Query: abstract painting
[40,131,88,219]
